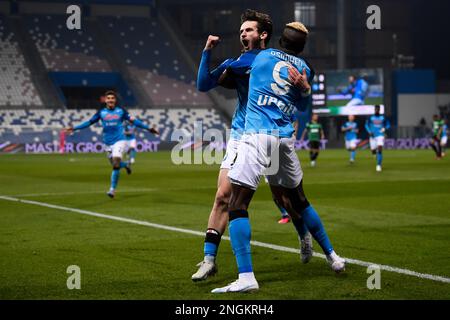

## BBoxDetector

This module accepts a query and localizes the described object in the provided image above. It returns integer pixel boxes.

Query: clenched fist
[204,35,220,51]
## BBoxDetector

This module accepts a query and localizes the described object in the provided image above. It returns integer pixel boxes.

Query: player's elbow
[196,75,213,92]
[196,81,210,92]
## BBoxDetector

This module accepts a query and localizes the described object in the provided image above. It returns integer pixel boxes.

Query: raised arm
[197,35,234,92]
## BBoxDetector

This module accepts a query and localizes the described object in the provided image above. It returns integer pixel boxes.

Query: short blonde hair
[286,22,309,35]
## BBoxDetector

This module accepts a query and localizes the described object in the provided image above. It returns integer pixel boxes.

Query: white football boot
[191,260,217,282]
[211,273,259,293]
[326,251,346,273]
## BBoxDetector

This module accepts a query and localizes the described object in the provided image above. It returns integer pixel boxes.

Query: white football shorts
[374,136,385,147]
[105,140,128,159]
[220,138,240,170]
[370,136,384,149]
[228,134,302,190]
[345,139,358,149]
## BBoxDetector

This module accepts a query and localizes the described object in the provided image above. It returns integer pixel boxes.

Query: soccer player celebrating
[193,10,312,282]
[212,22,345,293]
[365,105,390,172]
[65,90,159,198]
[341,115,359,163]
[124,121,137,164]
[301,113,325,167]
[341,74,369,106]
[429,114,444,159]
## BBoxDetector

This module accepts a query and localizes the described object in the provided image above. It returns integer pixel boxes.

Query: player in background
[300,113,325,167]
[124,121,137,164]
[212,22,345,293]
[341,74,369,106]
[193,10,311,282]
[429,114,444,159]
[441,119,448,157]
[341,115,359,163]
[65,91,159,198]
[365,105,390,172]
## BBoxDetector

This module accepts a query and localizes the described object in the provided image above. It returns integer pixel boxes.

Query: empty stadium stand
[0,15,43,106]
[100,16,213,107]
[24,14,112,72]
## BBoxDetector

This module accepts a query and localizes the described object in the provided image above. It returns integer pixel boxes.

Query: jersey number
[270,61,292,96]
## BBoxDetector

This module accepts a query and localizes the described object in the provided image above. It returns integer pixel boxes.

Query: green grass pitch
[0,149,449,300]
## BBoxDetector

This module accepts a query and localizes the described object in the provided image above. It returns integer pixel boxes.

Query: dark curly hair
[240,9,273,46]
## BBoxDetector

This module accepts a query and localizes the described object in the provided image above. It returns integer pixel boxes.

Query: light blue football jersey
[244,48,313,138]
[342,121,358,140]
[74,107,133,145]
[365,115,390,138]
[197,49,261,140]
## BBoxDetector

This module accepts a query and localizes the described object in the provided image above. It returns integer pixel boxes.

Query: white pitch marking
[1,195,449,284]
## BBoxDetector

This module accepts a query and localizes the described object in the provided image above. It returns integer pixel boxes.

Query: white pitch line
[9,186,215,198]
[12,188,159,197]
[1,195,450,285]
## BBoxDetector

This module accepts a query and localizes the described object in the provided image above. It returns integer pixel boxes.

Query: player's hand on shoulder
[288,67,311,94]
[204,35,220,51]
